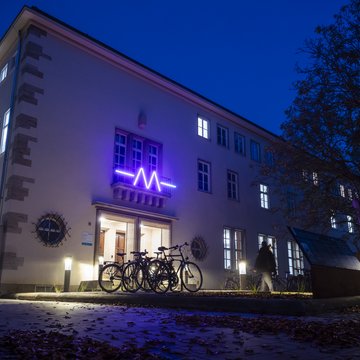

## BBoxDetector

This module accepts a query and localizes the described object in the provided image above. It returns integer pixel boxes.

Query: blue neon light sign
[115,168,176,192]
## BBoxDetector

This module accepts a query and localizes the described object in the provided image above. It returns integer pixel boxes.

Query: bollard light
[238,261,247,291]
[239,261,247,275]
[98,256,104,274]
[64,256,72,271]
[63,256,72,292]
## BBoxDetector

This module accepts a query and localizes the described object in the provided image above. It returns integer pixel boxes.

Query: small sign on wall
[81,232,94,246]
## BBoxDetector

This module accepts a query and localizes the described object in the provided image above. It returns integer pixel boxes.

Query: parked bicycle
[153,242,203,293]
[98,252,126,293]
[122,250,169,293]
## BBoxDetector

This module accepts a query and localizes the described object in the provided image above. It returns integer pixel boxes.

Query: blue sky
[1,0,348,134]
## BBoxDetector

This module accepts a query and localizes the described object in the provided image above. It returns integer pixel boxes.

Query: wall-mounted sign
[115,168,176,193]
[34,213,71,247]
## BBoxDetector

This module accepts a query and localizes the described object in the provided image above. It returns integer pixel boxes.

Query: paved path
[0,299,359,359]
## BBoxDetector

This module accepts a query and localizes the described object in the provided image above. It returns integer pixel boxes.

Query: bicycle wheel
[147,260,170,294]
[180,262,203,292]
[169,260,181,292]
[98,263,122,293]
[122,262,141,293]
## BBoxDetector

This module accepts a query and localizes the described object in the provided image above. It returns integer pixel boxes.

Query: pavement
[0,291,359,359]
[2,290,360,316]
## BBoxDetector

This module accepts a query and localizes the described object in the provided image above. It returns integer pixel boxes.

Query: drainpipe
[0,30,23,287]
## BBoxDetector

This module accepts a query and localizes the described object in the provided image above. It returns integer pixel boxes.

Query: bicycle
[155,242,203,292]
[122,250,167,293]
[98,252,126,293]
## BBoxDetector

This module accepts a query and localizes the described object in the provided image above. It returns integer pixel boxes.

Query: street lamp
[63,256,72,292]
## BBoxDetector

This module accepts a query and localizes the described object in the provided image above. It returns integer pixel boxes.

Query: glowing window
[198,116,209,139]
[347,215,354,233]
[223,228,231,270]
[258,234,278,271]
[287,240,304,276]
[0,64,8,83]
[339,184,345,197]
[260,184,269,209]
[330,215,337,229]
[0,109,10,154]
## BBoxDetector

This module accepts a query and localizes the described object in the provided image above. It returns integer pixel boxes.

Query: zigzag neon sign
[115,168,176,192]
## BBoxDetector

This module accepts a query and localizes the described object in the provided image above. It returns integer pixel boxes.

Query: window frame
[234,132,246,156]
[0,63,8,83]
[250,139,261,162]
[227,170,239,201]
[113,128,162,174]
[197,116,209,139]
[0,108,10,154]
[258,234,278,272]
[216,124,229,148]
[260,183,270,209]
[223,227,245,271]
[287,240,304,276]
[197,159,211,193]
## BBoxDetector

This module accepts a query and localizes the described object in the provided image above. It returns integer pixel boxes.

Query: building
[0,6,304,293]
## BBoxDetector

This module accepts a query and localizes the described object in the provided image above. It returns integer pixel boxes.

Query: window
[250,140,261,162]
[339,184,345,197]
[223,228,231,270]
[234,229,245,272]
[258,234,278,271]
[223,227,245,270]
[198,160,211,192]
[312,172,319,186]
[264,149,274,166]
[114,133,127,169]
[347,215,354,233]
[0,64,8,83]
[227,170,238,200]
[234,132,245,155]
[197,116,209,139]
[287,191,296,216]
[287,240,304,276]
[260,184,269,209]
[113,128,162,174]
[330,214,337,229]
[217,124,229,147]
[148,144,158,172]
[132,139,143,171]
[0,109,10,154]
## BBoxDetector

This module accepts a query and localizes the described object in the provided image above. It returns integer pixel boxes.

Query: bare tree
[262,0,360,247]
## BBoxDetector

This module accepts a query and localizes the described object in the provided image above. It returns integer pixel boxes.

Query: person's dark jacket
[254,246,276,273]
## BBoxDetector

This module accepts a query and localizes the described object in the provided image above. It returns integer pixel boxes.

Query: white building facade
[0,7,301,292]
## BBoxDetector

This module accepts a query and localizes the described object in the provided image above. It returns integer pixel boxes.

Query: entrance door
[115,232,126,263]
[139,220,170,254]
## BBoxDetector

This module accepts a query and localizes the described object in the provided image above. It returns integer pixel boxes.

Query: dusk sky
[1,0,348,134]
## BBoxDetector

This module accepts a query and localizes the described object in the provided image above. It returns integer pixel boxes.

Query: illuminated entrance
[98,212,170,263]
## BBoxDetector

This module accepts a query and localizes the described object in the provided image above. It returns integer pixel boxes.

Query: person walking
[254,241,277,292]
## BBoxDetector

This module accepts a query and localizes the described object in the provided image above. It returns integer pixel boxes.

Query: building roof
[0,6,280,140]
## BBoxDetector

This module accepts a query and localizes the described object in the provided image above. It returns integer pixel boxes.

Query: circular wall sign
[190,236,208,261]
[34,213,70,247]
